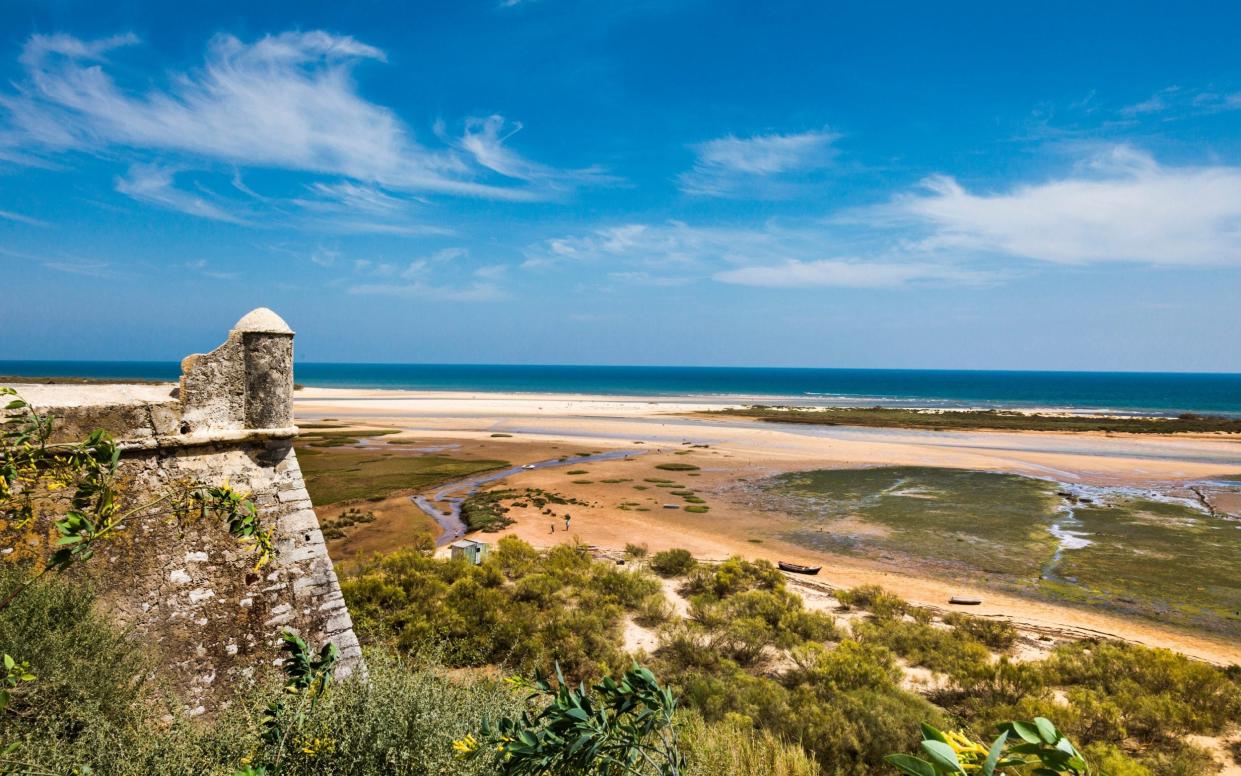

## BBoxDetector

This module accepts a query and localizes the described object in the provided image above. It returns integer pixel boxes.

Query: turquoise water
[1,361,1239,416]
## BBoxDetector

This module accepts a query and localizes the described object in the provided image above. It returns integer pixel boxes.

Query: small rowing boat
[778,561,821,575]
[949,596,982,606]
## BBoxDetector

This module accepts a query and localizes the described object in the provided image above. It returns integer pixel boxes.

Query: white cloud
[1118,85,1241,119]
[473,263,507,279]
[714,259,986,288]
[349,280,503,301]
[458,114,618,192]
[183,259,239,280]
[42,260,110,277]
[0,209,50,227]
[347,245,502,300]
[310,247,340,267]
[893,146,1241,266]
[0,30,607,220]
[525,220,985,288]
[302,181,409,214]
[678,128,840,197]
[528,145,1241,290]
[115,165,248,223]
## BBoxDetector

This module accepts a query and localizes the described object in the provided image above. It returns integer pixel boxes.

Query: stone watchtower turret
[2,308,360,713]
[179,307,298,436]
[236,308,295,430]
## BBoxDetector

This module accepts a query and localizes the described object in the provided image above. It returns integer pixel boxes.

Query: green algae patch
[770,466,1060,582]
[765,466,1241,638]
[1049,498,1241,634]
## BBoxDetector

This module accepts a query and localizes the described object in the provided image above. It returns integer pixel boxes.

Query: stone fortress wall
[1,309,360,714]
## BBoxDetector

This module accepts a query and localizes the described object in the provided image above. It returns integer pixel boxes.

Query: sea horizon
[4,359,1241,416]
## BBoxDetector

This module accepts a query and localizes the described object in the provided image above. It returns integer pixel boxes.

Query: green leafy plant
[1,389,271,613]
[886,718,1102,775]
[0,652,36,755]
[457,663,684,776]
[238,630,341,775]
[0,652,35,713]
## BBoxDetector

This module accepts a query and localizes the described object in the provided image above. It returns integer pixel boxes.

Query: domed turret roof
[232,307,293,335]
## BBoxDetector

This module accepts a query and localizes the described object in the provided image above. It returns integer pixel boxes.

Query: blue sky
[1,1,1240,371]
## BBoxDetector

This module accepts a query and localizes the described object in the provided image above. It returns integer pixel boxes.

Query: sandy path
[294,387,1241,664]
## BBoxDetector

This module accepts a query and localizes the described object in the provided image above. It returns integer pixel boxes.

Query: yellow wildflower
[943,730,989,763]
[452,733,480,756]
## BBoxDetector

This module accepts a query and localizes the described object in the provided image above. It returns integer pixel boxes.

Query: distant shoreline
[3,360,1241,417]
[706,405,1241,434]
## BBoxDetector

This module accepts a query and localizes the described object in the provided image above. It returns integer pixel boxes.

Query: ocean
[2,360,1240,416]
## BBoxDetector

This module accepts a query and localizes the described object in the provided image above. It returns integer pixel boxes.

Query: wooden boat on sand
[949,596,983,605]
[778,561,821,575]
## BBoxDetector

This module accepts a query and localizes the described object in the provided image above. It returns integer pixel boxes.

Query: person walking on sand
[549,523,555,534]
[564,513,571,532]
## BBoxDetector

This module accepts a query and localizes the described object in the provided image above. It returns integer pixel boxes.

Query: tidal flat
[762,466,1241,637]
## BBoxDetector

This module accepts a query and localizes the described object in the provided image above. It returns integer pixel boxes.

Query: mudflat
[293,387,1241,664]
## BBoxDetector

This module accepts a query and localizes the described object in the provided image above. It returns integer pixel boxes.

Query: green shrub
[341,539,660,682]
[635,592,675,627]
[943,612,1018,650]
[853,617,992,678]
[277,650,521,775]
[679,712,818,776]
[670,643,939,775]
[834,584,908,618]
[655,463,700,471]
[459,489,516,532]
[1041,640,1241,740]
[0,569,259,775]
[685,505,710,513]
[625,542,649,559]
[650,548,697,577]
[684,557,782,599]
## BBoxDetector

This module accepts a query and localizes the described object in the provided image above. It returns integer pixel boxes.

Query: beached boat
[949,596,983,605]
[778,561,821,575]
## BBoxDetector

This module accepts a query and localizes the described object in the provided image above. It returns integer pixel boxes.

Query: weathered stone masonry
[1,308,360,714]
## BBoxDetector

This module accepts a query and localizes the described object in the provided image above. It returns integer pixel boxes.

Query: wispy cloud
[890,145,1241,266]
[42,260,111,277]
[0,30,611,222]
[714,259,986,288]
[309,247,340,267]
[1118,85,1241,119]
[115,165,249,223]
[183,259,239,280]
[457,115,618,194]
[524,220,986,288]
[301,181,410,214]
[0,209,50,227]
[528,145,1241,288]
[348,280,503,301]
[678,128,841,198]
[347,246,504,301]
